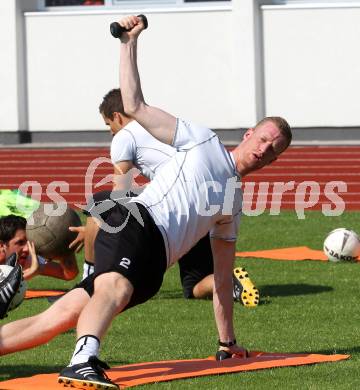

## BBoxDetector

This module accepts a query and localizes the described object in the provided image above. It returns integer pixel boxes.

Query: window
[111,0,174,5]
[271,0,360,3]
[44,0,229,7]
[45,0,104,5]
[111,0,229,4]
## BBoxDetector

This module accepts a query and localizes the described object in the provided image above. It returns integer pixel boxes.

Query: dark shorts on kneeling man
[76,202,167,310]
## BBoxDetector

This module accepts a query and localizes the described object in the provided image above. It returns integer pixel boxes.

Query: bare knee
[94,273,134,312]
[192,274,214,299]
[41,304,79,333]
[43,290,89,331]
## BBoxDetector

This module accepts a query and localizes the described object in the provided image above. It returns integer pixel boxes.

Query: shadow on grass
[297,345,360,357]
[155,284,332,302]
[0,359,131,381]
[260,283,333,298]
[0,365,63,381]
[154,290,184,299]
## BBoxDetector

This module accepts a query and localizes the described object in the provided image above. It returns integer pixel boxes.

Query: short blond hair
[255,116,292,148]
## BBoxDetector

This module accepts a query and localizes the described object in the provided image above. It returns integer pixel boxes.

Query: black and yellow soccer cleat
[58,356,119,390]
[232,267,259,307]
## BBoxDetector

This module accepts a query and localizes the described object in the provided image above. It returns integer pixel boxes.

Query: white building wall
[0,1,19,131]
[0,0,37,132]
[24,2,260,131]
[262,4,360,127]
[1,1,360,133]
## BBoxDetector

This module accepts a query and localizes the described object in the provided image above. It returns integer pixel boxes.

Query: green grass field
[1,210,360,389]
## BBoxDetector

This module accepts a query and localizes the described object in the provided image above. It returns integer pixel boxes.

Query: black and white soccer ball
[323,228,360,263]
[0,264,27,311]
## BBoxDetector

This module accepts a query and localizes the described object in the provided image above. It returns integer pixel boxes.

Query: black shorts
[81,191,213,300]
[75,202,167,310]
[83,190,118,221]
[83,190,138,220]
[178,234,214,299]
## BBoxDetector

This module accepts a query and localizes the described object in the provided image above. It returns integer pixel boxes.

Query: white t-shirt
[110,121,176,180]
[132,119,243,268]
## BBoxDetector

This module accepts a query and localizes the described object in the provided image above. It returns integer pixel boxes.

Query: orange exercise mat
[25,290,67,299]
[0,351,349,390]
[236,246,329,261]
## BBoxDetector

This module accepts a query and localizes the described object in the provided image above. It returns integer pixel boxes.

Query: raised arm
[118,15,177,145]
[22,241,40,280]
[23,241,79,281]
[39,253,79,281]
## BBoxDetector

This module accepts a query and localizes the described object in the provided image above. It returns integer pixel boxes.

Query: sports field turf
[1,210,360,389]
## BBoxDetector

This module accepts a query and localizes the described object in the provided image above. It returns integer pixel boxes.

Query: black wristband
[218,339,236,347]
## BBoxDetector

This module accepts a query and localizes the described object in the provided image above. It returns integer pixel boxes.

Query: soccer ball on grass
[323,228,360,263]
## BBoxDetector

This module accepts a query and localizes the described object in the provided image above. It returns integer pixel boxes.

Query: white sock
[69,335,100,366]
[82,260,95,280]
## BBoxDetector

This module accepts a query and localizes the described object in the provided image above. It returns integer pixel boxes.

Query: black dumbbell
[110,14,148,39]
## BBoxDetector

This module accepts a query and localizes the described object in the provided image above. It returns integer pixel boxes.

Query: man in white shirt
[81,88,258,305]
[57,15,292,390]
[0,88,257,356]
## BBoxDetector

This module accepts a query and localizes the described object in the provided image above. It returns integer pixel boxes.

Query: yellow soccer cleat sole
[58,376,119,390]
[233,267,260,307]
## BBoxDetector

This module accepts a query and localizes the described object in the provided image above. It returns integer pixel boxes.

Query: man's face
[101,112,122,136]
[0,229,29,263]
[241,121,289,174]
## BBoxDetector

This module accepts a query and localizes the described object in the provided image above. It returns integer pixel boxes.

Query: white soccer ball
[323,228,360,263]
[0,265,27,311]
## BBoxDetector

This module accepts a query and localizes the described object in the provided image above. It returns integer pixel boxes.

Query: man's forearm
[120,38,145,117]
[211,239,236,342]
[213,276,235,342]
[117,15,176,145]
